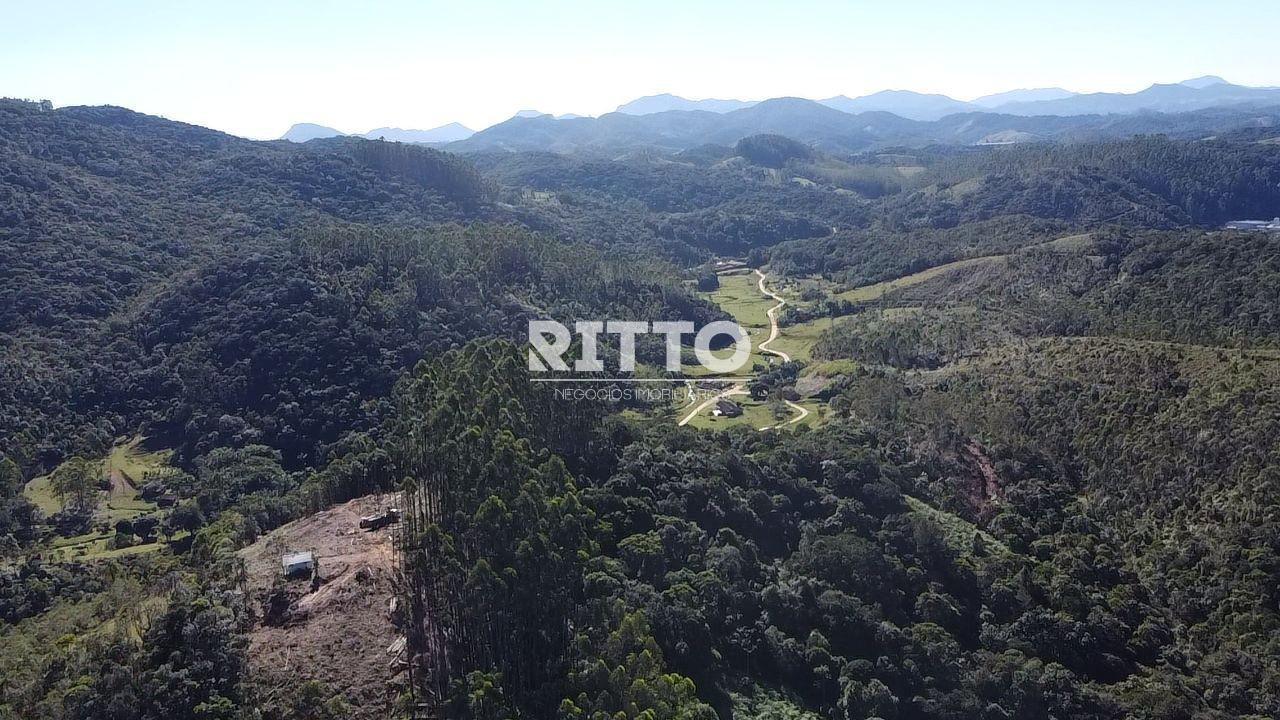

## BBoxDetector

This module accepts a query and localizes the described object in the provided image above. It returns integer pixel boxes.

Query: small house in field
[1225,218,1280,231]
[713,400,744,418]
[282,551,315,579]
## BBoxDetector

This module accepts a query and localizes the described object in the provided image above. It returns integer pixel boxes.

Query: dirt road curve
[755,269,791,363]
[678,382,748,426]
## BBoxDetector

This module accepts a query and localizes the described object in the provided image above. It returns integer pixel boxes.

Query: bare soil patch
[239,495,403,718]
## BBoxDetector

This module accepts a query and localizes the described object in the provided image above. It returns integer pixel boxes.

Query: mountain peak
[1180,75,1229,89]
[615,94,755,115]
[281,122,344,142]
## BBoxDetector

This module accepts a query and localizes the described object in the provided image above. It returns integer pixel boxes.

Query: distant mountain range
[604,76,1280,121]
[447,96,1280,155]
[363,123,474,143]
[281,121,475,144]
[281,76,1280,150]
[992,77,1280,116]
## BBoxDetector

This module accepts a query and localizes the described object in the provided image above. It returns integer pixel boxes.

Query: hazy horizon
[4,0,1279,140]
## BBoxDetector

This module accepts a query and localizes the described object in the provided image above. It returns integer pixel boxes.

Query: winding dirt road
[753,269,811,429]
[678,270,809,428]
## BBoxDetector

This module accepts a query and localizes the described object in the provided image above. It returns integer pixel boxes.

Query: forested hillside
[3,99,1280,720]
[341,336,1280,719]
[0,100,720,471]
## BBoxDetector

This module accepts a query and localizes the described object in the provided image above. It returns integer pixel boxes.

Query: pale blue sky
[2,0,1277,139]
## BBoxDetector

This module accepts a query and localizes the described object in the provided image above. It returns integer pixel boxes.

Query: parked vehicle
[359,508,400,531]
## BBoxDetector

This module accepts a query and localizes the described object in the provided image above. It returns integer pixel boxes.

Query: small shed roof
[282,551,314,567]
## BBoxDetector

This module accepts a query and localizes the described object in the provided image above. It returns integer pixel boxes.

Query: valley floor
[681,269,824,430]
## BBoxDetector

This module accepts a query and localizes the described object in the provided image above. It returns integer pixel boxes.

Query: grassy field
[703,270,833,367]
[787,400,826,429]
[771,318,830,362]
[709,271,771,329]
[688,271,778,377]
[805,359,859,377]
[685,396,789,431]
[23,474,62,515]
[684,394,827,431]
[24,437,170,514]
[105,497,157,523]
[23,437,172,560]
[103,438,171,522]
[105,438,172,486]
[46,530,168,561]
[831,236,1094,307]
[683,269,832,429]
[686,394,824,427]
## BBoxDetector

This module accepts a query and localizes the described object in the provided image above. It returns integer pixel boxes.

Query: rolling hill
[7,91,1280,720]
[971,87,1077,107]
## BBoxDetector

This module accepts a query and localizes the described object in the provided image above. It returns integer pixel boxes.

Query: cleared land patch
[835,256,1004,303]
[240,495,402,720]
[685,269,822,429]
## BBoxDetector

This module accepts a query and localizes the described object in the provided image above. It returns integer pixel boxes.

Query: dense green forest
[3,97,1280,720]
[384,340,1280,719]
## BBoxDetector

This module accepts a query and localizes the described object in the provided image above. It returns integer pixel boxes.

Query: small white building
[281,551,315,578]
[1225,218,1280,231]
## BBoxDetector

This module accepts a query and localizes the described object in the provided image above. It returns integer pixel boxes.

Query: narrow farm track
[755,269,791,362]
[754,270,810,428]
